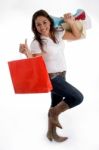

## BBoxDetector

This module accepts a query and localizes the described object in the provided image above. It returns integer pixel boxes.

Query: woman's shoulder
[30,39,39,45]
[30,39,41,52]
[55,28,65,39]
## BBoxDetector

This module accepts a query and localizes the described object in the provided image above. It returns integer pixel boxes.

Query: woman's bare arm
[62,13,81,40]
[19,39,42,58]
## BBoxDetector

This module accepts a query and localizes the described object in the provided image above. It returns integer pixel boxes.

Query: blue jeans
[50,75,83,108]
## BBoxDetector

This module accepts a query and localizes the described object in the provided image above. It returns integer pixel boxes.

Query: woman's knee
[64,93,84,108]
[76,92,84,105]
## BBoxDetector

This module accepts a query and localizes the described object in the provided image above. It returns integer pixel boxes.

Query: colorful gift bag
[51,8,91,31]
[51,9,86,28]
[8,56,53,93]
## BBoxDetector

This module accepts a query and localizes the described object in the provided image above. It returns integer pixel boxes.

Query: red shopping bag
[8,56,53,93]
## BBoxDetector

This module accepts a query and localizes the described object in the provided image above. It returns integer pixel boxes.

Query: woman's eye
[44,21,47,24]
[37,24,40,27]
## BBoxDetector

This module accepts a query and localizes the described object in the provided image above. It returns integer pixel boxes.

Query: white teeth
[42,29,46,32]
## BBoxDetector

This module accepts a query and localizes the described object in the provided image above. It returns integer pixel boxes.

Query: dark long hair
[31,9,57,52]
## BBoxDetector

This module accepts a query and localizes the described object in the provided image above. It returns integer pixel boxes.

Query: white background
[0,0,99,150]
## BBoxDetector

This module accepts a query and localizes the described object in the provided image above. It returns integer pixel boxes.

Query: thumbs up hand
[19,39,33,58]
[19,39,29,54]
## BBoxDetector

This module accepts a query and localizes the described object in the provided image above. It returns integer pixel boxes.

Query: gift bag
[51,8,91,31]
[8,56,53,93]
[51,9,86,28]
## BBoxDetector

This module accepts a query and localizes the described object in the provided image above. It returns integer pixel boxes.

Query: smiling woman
[19,9,84,142]
[0,0,99,150]
[35,16,51,37]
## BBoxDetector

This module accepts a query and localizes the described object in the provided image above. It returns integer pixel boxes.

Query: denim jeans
[50,74,84,108]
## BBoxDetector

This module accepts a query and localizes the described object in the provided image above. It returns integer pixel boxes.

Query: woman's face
[35,16,51,37]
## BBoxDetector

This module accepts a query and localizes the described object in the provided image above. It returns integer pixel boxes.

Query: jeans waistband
[49,71,66,79]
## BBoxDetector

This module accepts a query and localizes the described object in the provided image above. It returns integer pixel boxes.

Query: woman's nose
[40,24,45,29]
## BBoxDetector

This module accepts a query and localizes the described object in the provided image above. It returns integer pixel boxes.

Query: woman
[19,9,84,142]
